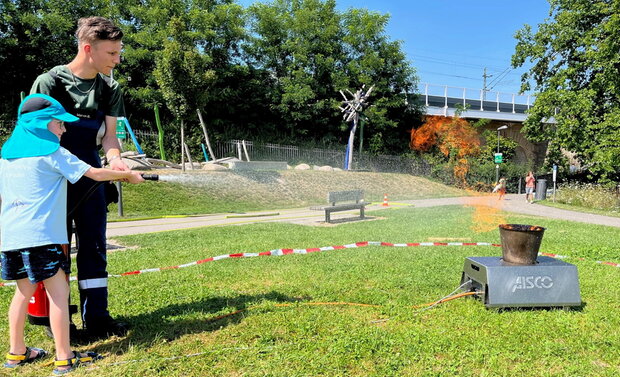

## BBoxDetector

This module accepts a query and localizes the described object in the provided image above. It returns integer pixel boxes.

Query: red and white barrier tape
[113,241,500,278]
[1,241,618,288]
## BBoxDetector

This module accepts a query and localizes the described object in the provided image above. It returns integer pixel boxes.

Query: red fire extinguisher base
[27,281,78,326]
[27,305,78,326]
[26,244,77,327]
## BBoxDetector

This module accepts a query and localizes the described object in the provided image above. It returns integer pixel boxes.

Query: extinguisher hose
[67,173,158,217]
[67,181,106,217]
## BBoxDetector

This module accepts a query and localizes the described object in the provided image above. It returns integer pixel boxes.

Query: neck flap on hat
[1,105,61,159]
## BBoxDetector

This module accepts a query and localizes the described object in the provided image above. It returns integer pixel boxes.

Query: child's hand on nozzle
[127,171,145,184]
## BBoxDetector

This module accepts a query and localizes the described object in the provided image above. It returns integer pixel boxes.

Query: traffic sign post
[552,164,557,202]
[115,119,126,217]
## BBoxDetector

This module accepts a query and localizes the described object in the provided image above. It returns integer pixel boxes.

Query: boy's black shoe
[84,316,130,338]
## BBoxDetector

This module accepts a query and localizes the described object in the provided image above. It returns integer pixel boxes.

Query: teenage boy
[31,16,130,337]
[1,94,144,374]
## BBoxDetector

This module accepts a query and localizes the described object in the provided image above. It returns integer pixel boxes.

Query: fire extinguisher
[27,243,78,326]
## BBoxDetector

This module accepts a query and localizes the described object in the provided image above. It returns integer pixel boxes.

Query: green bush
[428,159,528,193]
[555,183,620,212]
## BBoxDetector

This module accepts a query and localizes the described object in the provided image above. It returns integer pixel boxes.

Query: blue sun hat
[1,94,79,159]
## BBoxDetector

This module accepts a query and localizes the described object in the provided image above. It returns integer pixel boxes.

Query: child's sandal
[4,347,48,368]
[53,351,103,375]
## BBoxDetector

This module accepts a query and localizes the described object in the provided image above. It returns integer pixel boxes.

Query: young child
[1,94,144,374]
[492,177,507,200]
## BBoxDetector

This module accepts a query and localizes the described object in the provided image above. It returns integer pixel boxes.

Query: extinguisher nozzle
[141,174,159,181]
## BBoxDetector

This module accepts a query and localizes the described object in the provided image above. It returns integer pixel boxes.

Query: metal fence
[133,129,158,140]
[123,132,432,176]
[417,83,535,114]
[213,140,432,176]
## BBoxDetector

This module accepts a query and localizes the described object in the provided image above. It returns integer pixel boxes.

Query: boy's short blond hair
[75,16,123,45]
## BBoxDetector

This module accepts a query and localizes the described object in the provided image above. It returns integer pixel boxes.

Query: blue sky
[237,0,551,95]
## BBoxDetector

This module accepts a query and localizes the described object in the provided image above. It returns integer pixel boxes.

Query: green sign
[116,119,126,139]
[494,153,503,164]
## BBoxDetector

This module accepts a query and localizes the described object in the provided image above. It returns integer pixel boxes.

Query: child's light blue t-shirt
[0,147,91,251]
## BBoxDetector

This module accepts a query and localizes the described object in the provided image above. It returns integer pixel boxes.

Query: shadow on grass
[322,216,377,225]
[95,291,305,352]
[495,302,587,313]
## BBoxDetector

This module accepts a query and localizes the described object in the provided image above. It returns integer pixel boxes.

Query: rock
[181,162,203,170]
[202,163,228,171]
[295,163,311,170]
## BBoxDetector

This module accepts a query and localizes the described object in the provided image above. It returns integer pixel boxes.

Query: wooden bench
[322,190,366,223]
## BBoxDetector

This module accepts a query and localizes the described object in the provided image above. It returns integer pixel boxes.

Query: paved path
[404,194,620,228]
[106,194,620,237]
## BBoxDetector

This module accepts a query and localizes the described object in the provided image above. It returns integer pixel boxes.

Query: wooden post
[242,140,250,161]
[184,143,194,169]
[197,109,216,160]
[181,119,185,172]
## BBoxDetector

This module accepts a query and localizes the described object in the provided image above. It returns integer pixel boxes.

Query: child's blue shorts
[1,244,70,284]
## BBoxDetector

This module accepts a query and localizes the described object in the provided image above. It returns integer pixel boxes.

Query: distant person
[525,171,536,203]
[493,177,507,200]
[30,16,131,338]
[0,94,144,373]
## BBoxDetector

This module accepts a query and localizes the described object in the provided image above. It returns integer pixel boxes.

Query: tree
[512,0,620,182]
[246,0,346,142]
[0,0,110,125]
[245,0,419,151]
[114,0,250,155]
[341,8,419,154]
[1,0,419,159]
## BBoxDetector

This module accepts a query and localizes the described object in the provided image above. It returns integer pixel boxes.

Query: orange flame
[462,194,507,233]
[467,196,506,233]
[411,116,505,233]
[410,115,481,187]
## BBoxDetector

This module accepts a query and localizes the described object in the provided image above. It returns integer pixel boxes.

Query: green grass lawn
[106,170,467,220]
[1,206,619,376]
[537,199,620,218]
